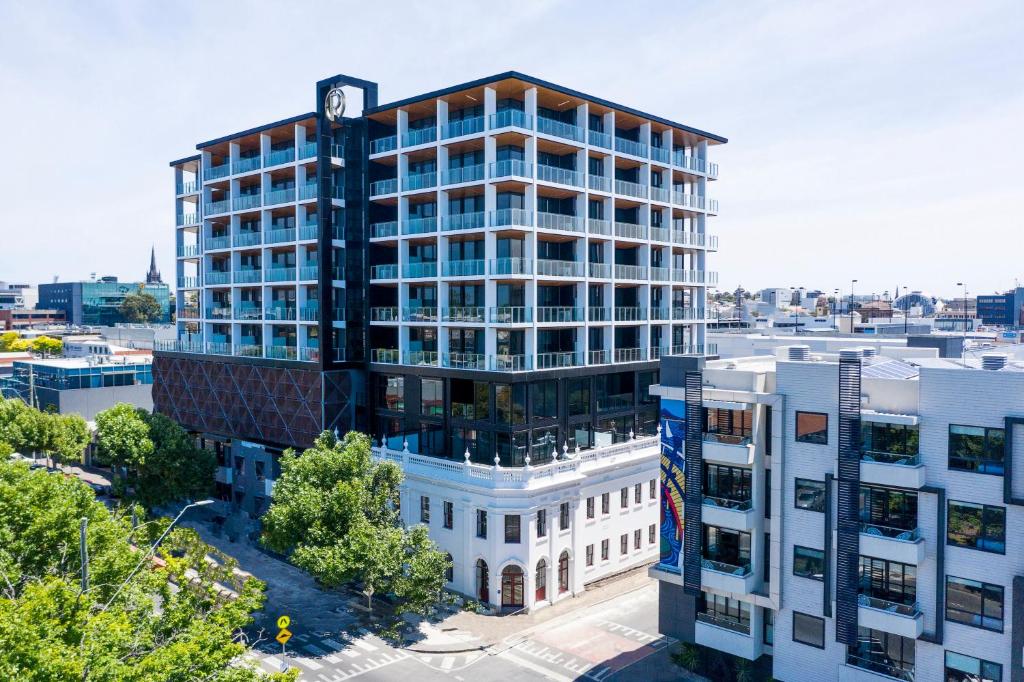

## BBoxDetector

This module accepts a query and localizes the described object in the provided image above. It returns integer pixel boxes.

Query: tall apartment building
[652,344,1024,682]
[155,71,724,611]
[39,276,171,326]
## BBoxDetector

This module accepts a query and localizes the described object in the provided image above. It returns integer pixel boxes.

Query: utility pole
[80,518,89,592]
[850,279,858,334]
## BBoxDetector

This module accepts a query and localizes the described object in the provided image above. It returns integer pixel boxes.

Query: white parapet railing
[372,434,659,490]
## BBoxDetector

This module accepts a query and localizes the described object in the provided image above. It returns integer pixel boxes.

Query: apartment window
[420,496,430,523]
[601,539,609,561]
[585,544,594,567]
[861,485,918,532]
[793,546,825,581]
[620,534,628,555]
[586,496,595,519]
[860,556,916,606]
[795,478,826,512]
[444,554,454,583]
[476,509,487,538]
[649,524,656,544]
[531,380,558,420]
[947,501,1006,553]
[421,378,444,417]
[848,628,914,679]
[378,375,404,410]
[254,460,265,481]
[764,471,771,519]
[948,425,1005,475]
[634,529,642,550]
[946,576,1004,632]
[649,479,657,500]
[795,411,828,444]
[537,509,547,538]
[601,492,610,515]
[443,501,453,529]
[504,514,521,543]
[944,651,1002,682]
[559,502,570,530]
[792,612,825,649]
[620,487,628,509]
[698,593,751,634]
[763,609,774,646]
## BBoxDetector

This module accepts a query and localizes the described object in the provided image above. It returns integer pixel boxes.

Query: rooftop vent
[982,353,1008,371]
[861,347,878,358]
[839,348,862,362]
[788,345,811,361]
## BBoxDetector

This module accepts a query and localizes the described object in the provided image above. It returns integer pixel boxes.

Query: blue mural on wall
[659,398,686,572]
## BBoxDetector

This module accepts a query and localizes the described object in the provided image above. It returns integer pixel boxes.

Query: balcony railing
[205,235,231,250]
[204,271,230,285]
[232,194,262,211]
[401,127,437,147]
[176,213,199,226]
[489,207,533,227]
[370,135,397,155]
[441,164,485,185]
[588,262,611,279]
[442,306,485,322]
[703,495,753,511]
[701,558,752,576]
[489,306,531,323]
[614,179,647,199]
[264,227,296,244]
[177,244,200,258]
[615,137,648,158]
[536,307,583,323]
[264,188,296,206]
[299,265,319,281]
[177,307,200,319]
[441,116,485,139]
[857,594,920,618]
[489,109,532,131]
[177,276,200,288]
[703,432,752,446]
[370,221,399,239]
[488,159,532,180]
[237,344,262,358]
[650,146,670,164]
[233,269,262,284]
[265,345,298,360]
[299,224,318,240]
[403,262,437,278]
[650,307,671,321]
[651,187,670,203]
[298,183,318,202]
[614,264,647,280]
[861,451,921,466]
[234,305,262,320]
[442,259,485,277]
[491,354,532,371]
[205,199,230,215]
[537,212,584,233]
[537,116,584,143]
[203,163,230,181]
[671,343,716,356]
[176,180,199,195]
[402,216,437,235]
[588,129,611,149]
[614,347,647,363]
[405,350,439,366]
[614,306,647,321]
[235,231,261,247]
[264,148,295,167]
[299,141,317,159]
[206,306,232,320]
[236,156,261,174]
[614,222,647,240]
[264,267,296,282]
[696,612,750,635]
[536,351,582,368]
[443,352,486,369]
[370,178,398,196]
[536,259,584,277]
[845,655,914,682]
[371,348,400,364]
[673,192,707,210]
[588,349,609,364]
[859,523,920,542]
[489,257,532,275]
[588,307,612,322]
[403,307,438,322]
[587,218,612,237]
[650,266,670,281]
[588,174,612,192]
[537,164,583,187]
[442,212,485,231]
[403,171,437,192]
[370,307,399,322]
[370,264,398,280]
[264,306,297,321]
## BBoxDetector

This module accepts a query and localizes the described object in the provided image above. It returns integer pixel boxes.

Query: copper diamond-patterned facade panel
[153,355,325,449]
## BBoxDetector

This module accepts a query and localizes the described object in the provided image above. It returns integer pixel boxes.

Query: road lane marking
[500,650,574,682]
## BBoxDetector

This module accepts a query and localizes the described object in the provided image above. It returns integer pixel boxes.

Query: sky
[1,0,1022,300]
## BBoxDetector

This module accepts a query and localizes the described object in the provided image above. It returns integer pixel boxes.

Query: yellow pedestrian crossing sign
[277,615,291,630]
[276,628,292,645]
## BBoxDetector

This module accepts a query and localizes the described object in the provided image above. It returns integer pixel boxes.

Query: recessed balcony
[491,354,532,371]
[695,618,759,661]
[536,259,584,278]
[488,109,532,131]
[369,307,399,323]
[613,264,647,280]
[370,135,397,155]
[402,216,437,235]
[443,352,486,369]
[858,524,924,565]
[401,127,437,148]
[588,129,611,149]
[264,148,295,168]
[702,433,755,466]
[441,164,485,186]
[702,496,756,532]
[441,306,485,323]
[859,452,926,489]
[700,559,755,595]
[536,306,584,323]
[264,227,296,244]
[402,262,437,279]
[536,351,583,369]
[857,595,924,640]
[537,116,584,143]
[441,116,485,139]
[614,179,647,199]
[370,264,398,280]
[442,212,485,232]
[613,306,647,322]
[402,171,437,192]
[614,347,647,363]
[403,307,438,323]
[537,212,584,234]
[614,137,648,158]
[442,259,485,277]
[488,159,532,181]
[613,222,647,241]
[264,188,296,206]
[370,221,399,239]
[370,178,398,196]
[537,164,584,188]
[489,257,532,276]
[488,306,531,324]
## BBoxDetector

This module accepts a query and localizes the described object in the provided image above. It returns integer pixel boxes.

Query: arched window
[558,551,570,593]
[444,553,453,583]
[501,565,524,608]
[476,559,489,603]
[535,558,547,602]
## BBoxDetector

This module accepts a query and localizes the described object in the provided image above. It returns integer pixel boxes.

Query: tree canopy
[0,458,294,681]
[0,332,62,355]
[119,288,162,324]
[0,398,89,466]
[262,431,448,612]
[94,403,215,509]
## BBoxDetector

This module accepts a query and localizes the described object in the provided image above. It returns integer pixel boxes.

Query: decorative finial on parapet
[524,452,531,469]
[551,447,558,461]
[629,429,635,440]
[562,441,569,457]
[494,452,501,468]
[402,439,410,454]
[656,423,662,437]
[465,448,472,463]
[574,443,581,456]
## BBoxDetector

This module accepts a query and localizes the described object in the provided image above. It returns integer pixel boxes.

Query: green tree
[0,332,29,353]
[29,335,62,356]
[262,431,448,613]
[93,404,215,509]
[0,399,88,466]
[119,287,162,324]
[0,458,295,681]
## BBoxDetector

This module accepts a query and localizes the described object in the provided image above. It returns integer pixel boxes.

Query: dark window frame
[795,411,829,445]
[945,575,1004,632]
[795,478,826,512]
[947,500,1006,554]
[504,514,521,544]
[536,509,547,538]
[948,424,1005,475]
[793,545,825,581]
[559,502,570,530]
[442,500,453,529]
[476,509,487,539]
[792,612,825,649]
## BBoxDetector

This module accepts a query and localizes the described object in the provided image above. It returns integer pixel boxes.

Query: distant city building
[0,282,30,310]
[38,277,171,326]
[0,355,154,419]
[893,290,938,317]
[977,287,1024,328]
[0,308,66,330]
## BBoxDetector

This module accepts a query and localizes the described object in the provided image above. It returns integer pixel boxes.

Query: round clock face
[325,87,346,122]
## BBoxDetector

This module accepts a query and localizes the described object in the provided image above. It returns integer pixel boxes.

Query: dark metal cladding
[683,370,703,595]
[835,357,862,645]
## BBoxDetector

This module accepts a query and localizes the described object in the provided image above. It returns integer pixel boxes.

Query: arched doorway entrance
[501,565,524,608]
[476,559,489,603]
[558,551,570,594]
[535,558,547,602]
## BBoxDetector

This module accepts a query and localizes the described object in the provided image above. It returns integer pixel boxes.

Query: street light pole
[833,288,840,332]
[957,281,968,365]
[99,499,214,611]
[850,279,858,333]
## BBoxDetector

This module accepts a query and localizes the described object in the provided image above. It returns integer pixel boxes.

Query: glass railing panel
[537,116,584,142]
[441,116,485,139]
[441,164,485,185]
[443,352,487,369]
[370,221,399,238]
[489,306,531,323]
[588,175,612,192]
[537,212,584,233]
[402,216,437,235]
[264,267,296,282]
[650,146,670,164]
[536,306,583,323]
[488,109,532,131]
[613,222,647,240]
[370,264,398,280]
[299,265,319,280]
[537,164,583,187]
[233,269,262,284]
[489,208,533,227]
[614,347,647,363]
[370,136,397,155]
[588,262,611,278]
[401,127,437,147]
[264,228,296,244]
[614,307,648,321]
[588,130,611,149]
[441,306,485,322]
[488,159,532,180]
[176,213,200,226]
[402,262,438,278]
[442,259,485,277]
[370,178,398,196]
[488,257,532,275]
[442,211,486,231]
[491,354,532,371]
[402,172,437,192]
[614,179,647,198]
[405,350,439,366]
[614,137,648,158]
[264,188,296,206]
[614,264,648,280]
[369,307,399,322]
[264,148,296,167]
[236,156,261,174]
[536,351,582,368]
[205,236,231,250]
[536,260,584,277]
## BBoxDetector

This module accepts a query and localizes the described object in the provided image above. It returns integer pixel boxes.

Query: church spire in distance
[146,245,162,284]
